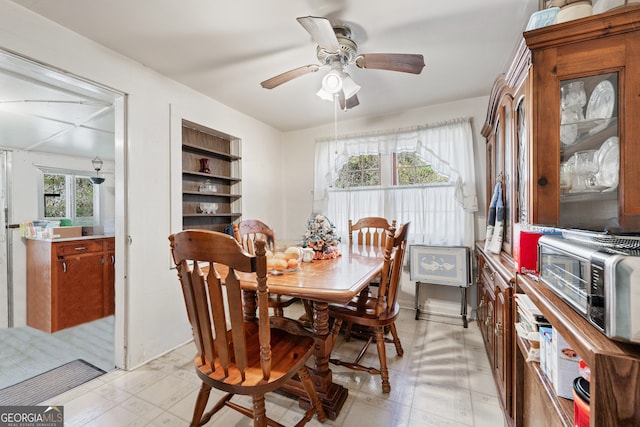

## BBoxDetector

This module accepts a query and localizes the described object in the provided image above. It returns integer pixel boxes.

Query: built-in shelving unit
[181,120,241,232]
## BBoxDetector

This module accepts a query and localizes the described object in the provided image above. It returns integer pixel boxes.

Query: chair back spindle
[377,222,409,317]
[349,217,396,252]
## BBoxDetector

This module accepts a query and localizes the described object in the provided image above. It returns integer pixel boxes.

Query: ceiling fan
[260,16,425,110]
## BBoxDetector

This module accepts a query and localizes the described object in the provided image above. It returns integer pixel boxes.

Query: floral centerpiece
[301,214,342,260]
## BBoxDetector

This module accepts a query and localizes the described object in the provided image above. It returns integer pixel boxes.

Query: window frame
[333,151,450,189]
[37,167,101,223]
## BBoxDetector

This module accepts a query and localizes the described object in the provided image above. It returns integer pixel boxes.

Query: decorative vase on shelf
[199,158,210,174]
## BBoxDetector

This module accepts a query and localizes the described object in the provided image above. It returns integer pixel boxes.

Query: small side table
[409,245,471,328]
[414,281,468,327]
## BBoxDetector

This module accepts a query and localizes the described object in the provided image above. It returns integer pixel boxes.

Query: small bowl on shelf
[199,202,218,214]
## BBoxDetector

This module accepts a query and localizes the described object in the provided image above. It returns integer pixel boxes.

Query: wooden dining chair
[169,230,326,427]
[233,219,299,317]
[349,217,396,249]
[343,217,396,340]
[328,222,410,393]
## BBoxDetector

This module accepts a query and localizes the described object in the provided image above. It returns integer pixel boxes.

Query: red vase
[199,158,210,174]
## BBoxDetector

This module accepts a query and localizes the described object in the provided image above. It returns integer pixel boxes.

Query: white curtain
[314,118,478,247]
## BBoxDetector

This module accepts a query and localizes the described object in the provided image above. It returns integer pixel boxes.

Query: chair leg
[252,394,267,427]
[344,287,371,341]
[190,382,212,427]
[300,299,314,327]
[299,366,327,423]
[329,319,343,352]
[375,327,391,393]
[389,322,404,357]
[343,321,354,342]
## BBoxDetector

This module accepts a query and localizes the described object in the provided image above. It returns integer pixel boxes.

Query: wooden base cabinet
[481,6,640,427]
[476,245,514,423]
[515,273,640,426]
[27,237,115,333]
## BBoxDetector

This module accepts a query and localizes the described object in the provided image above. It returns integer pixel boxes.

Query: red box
[513,224,544,275]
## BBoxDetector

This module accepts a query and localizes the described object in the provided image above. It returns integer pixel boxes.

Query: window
[335,154,380,188]
[315,118,478,246]
[334,152,448,188]
[394,152,448,185]
[42,171,97,222]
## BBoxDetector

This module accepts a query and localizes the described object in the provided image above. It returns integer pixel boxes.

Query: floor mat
[0,359,105,405]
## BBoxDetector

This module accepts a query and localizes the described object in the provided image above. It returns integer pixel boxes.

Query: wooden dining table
[236,243,386,420]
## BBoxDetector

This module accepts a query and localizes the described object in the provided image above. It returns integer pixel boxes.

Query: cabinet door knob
[537,176,548,186]
[62,262,67,273]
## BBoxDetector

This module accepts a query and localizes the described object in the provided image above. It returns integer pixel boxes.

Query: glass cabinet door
[558,72,619,231]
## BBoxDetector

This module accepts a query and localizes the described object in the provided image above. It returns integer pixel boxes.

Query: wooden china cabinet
[478,37,531,424]
[526,6,640,233]
[480,6,640,427]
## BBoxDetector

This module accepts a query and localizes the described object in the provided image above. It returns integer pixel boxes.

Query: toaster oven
[537,234,640,343]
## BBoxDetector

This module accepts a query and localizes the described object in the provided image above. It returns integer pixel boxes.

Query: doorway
[0,49,126,388]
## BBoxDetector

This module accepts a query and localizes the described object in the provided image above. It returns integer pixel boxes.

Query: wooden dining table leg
[294,300,349,420]
[242,289,257,321]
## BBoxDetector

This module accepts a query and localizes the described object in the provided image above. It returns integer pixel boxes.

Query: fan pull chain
[333,93,338,155]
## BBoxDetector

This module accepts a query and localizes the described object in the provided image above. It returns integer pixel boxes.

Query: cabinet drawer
[481,263,496,292]
[55,240,103,257]
[103,238,115,251]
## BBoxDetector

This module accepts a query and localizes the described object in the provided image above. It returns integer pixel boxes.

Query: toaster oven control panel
[589,262,605,331]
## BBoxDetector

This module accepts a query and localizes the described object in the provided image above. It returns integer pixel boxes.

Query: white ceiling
[1,0,539,159]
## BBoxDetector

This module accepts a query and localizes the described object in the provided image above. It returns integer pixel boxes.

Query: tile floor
[31,303,505,426]
[0,316,115,389]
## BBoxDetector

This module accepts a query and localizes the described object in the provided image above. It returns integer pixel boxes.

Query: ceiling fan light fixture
[321,69,343,94]
[341,72,361,99]
[316,87,335,101]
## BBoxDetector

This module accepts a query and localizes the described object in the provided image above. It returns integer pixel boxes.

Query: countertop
[25,234,115,242]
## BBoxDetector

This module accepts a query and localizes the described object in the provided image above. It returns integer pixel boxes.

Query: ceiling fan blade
[355,53,425,74]
[297,16,340,52]
[338,92,359,110]
[260,64,320,89]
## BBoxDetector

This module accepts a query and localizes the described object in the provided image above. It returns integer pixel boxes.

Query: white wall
[1,1,286,369]
[281,97,489,313]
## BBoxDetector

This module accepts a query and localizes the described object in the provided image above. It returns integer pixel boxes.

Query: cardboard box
[551,328,581,399]
[513,225,543,275]
[513,224,561,275]
[51,226,82,239]
[539,326,553,380]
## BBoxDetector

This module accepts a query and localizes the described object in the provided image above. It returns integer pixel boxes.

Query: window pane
[44,173,66,218]
[396,152,448,185]
[335,154,381,188]
[75,177,94,217]
[363,170,380,186]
